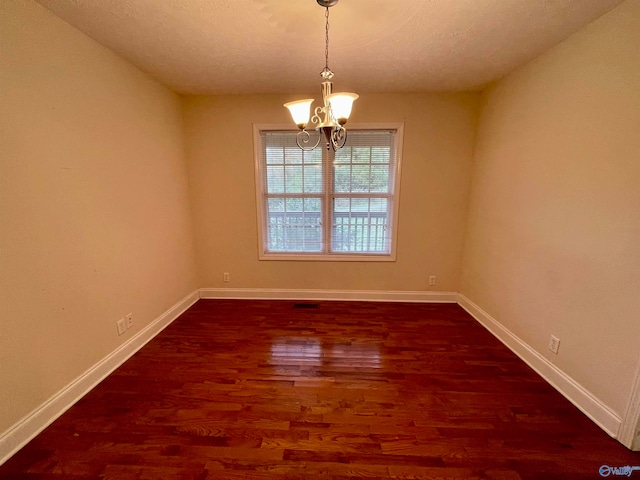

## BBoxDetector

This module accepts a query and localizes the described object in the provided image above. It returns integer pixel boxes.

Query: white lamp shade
[284,99,314,127]
[327,93,359,123]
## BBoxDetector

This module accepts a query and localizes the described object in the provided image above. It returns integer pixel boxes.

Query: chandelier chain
[324,6,330,70]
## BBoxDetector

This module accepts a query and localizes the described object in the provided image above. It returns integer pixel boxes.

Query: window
[254,125,403,260]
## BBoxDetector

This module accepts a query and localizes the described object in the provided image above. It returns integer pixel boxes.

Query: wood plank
[1,299,638,479]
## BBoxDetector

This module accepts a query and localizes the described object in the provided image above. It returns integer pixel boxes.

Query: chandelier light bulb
[284,99,314,129]
[327,93,359,125]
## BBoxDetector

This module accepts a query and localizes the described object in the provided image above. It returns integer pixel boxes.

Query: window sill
[258,252,397,262]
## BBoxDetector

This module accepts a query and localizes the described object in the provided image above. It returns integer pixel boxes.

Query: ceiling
[35,0,624,96]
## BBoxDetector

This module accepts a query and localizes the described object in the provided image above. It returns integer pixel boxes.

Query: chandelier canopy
[284,0,358,151]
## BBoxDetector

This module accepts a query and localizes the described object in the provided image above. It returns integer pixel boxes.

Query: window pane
[266,197,322,252]
[268,197,284,212]
[285,165,302,193]
[331,198,389,253]
[334,197,350,212]
[334,147,351,164]
[304,197,321,212]
[266,166,284,193]
[351,165,371,193]
[305,148,322,165]
[286,197,302,212]
[370,198,387,212]
[266,146,284,165]
[284,147,302,164]
[370,165,390,193]
[351,197,370,212]
[371,146,390,163]
[334,165,351,193]
[352,147,371,163]
[304,165,322,193]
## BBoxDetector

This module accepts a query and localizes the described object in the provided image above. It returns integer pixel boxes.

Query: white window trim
[253,123,404,262]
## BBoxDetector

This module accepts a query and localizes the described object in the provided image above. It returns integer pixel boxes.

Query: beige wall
[461,0,640,419]
[0,0,198,433]
[183,93,479,292]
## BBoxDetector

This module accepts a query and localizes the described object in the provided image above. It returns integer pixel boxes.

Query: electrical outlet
[548,335,560,354]
[428,275,437,286]
[125,313,133,329]
[223,272,230,283]
[116,318,126,336]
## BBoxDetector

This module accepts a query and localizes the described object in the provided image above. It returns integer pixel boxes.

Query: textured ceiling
[35,0,624,95]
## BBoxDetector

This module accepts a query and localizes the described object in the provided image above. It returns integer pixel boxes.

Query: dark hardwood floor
[2,300,638,479]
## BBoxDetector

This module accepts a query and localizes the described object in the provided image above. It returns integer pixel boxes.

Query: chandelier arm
[330,127,347,150]
[309,106,324,127]
[296,129,322,151]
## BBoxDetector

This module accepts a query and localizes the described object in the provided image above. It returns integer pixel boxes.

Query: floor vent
[293,303,320,309]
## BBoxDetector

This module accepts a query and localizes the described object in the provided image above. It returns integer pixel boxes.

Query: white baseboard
[199,287,458,303]
[457,294,622,438]
[618,357,640,450]
[0,290,199,466]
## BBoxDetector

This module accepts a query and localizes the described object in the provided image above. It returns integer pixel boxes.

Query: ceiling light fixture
[284,0,358,151]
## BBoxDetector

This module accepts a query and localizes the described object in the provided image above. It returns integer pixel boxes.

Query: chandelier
[284,0,358,151]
